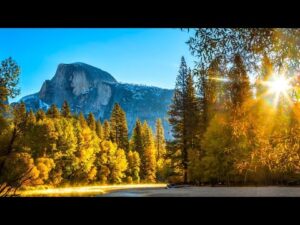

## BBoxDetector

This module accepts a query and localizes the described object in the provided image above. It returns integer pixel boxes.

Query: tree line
[0,59,168,195]
[2,28,300,194]
[168,29,300,185]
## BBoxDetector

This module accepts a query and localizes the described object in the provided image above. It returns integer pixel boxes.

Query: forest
[0,96,168,195]
[2,28,300,196]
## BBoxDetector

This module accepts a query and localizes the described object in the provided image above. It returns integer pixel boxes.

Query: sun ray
[208,77,230,82]
[259,73,293,108]
[282,90,293,106]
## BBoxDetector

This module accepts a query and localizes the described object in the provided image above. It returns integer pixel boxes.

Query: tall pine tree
[226,54,252,111]
[46,104,60,118]
[119,109,129,151]
[78,112,87,128]
[110,103,129,151]
[168,56,200,183]
[61,100,72,118]
[87,112,96,131]
[155,118,166,160]
[96,120,103,140]
[103,120,111,141]
[130,119,144,156]
[203,57,227,123]
[141,122,156,182]
[26,109,36,127]
[36,109,46,121]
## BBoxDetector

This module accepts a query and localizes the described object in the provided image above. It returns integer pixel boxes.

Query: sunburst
[261,74,293,107]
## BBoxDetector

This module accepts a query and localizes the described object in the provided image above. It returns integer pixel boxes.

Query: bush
[0,152,39,187]
[126,176,133,184]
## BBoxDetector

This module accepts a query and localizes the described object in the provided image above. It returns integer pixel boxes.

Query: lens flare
[267,76,291,95]
[261,74,293,107]
[208,77,230,82]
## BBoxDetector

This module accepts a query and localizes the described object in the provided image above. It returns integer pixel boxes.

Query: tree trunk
[183,168,188,184]
[183,145,188,184]
[6,127,17,155]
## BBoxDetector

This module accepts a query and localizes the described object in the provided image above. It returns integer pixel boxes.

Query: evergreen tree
[61,100,72,118]
[119,109,129,151]
[201,57,227,126]
[96,120,103,140]
[226,54,252,110]
[78,112,87,128]
[26,109,36,126]
[185,73,200,149]
[110,103,129,151]
[110,103,119,143]
[103,120,110,141]
[168,56,200,183]
[155,118,168,181]
[36,109,46,121]
[131,119,144,156]
[141,122,156,182]
[87,112,96,131]
[155,118,166,160]
[46,104,60,118]
[142,121,149,141]
[13,102,27,132]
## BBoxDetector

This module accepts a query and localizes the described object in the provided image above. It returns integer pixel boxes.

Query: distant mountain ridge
[18,62,174,139]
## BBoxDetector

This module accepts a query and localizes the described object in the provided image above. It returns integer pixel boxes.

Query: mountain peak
[56,62,117,82]
[19,62,174,139]
[59,62,97,68]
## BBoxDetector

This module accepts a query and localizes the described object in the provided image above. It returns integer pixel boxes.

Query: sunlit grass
[19,184,167,197]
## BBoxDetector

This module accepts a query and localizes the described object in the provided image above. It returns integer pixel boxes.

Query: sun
[262,74,293,107]
[267,76,291,95]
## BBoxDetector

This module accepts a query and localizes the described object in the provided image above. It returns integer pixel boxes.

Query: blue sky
[0,28,195,102]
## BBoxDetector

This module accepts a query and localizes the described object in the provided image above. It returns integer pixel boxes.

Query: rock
[17,62,174,139]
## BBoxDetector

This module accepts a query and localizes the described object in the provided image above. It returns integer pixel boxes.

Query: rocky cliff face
[19,62,174,139]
